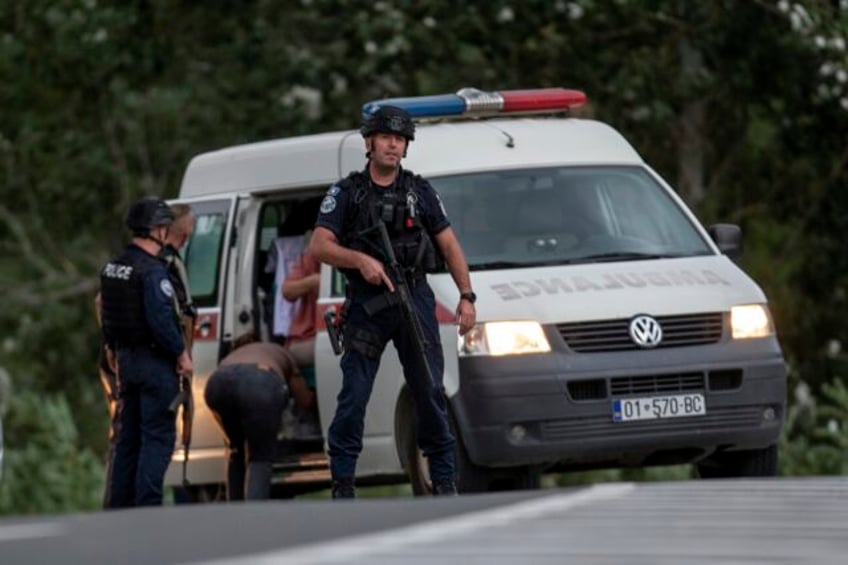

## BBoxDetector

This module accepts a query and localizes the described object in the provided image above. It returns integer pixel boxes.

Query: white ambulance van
[164,88,786,498]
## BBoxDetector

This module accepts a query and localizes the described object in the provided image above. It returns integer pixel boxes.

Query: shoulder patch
[320,195,337,214]
[159,279,174,298]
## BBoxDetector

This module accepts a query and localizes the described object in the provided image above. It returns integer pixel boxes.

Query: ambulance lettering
[492,269,731,300]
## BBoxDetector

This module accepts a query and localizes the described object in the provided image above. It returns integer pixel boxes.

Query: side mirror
[708,223,742,259]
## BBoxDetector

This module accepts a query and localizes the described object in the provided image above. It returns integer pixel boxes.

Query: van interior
[253,193,331,495]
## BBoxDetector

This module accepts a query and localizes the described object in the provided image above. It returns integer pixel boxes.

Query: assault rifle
[162,249,196,487]
[169,373,193,488]
[360,218,435,393]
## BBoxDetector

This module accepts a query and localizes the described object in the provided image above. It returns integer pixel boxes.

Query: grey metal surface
[1,478,846,564]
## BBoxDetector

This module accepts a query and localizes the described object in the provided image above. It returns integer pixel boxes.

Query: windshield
[429,166,713,270]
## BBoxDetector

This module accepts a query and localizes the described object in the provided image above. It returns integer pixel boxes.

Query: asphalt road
[1,477,846,564]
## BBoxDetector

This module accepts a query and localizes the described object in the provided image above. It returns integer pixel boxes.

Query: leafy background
[1,0,846,514]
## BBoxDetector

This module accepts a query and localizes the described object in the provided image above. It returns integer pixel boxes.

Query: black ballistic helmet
[126,197,175,236]
[360,105,415,141]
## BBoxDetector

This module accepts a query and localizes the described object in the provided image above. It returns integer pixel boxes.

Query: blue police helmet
[126,197,175,236]
[360,105,415,141]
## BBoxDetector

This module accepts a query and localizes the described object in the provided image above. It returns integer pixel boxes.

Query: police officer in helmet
[310,105,477,498]
[99,197,194,507]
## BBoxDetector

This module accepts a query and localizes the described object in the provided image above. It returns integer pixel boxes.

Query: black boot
[331,480,356,499]
[432,480,458,496]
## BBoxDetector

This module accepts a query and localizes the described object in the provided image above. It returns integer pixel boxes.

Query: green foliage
[0,391,104,515]
[0,0,846,514]
[780,378,848,476]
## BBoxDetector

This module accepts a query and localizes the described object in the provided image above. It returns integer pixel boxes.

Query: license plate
[612,393,706,422]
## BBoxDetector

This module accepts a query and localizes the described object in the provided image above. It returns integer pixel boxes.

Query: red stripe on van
[435,301,456,324]
[316,302,342,331]
[193,312,219,341]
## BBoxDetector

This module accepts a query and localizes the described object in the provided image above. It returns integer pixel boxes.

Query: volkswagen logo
[629,315,663,348]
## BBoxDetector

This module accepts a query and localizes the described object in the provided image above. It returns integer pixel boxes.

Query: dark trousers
[108,347,178,508]
[204,365,288,500]
[328,283,456,483]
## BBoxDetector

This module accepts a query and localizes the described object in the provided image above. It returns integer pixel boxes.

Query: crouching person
[204,336,313,500]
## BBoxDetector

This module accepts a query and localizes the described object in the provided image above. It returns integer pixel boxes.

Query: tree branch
[3,276,100,307]
[0,203,60,279]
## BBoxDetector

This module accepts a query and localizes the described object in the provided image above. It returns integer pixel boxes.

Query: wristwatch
[459,291,477,304]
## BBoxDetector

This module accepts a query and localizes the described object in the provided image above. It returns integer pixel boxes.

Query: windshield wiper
[469,253,694,270]
[469,260,564,270]
[469,261,530,270]
[575,252,686,263]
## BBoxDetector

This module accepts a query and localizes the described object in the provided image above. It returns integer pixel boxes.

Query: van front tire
[395,389,432,496]
[395,388,498,495]
[395,388,542,494]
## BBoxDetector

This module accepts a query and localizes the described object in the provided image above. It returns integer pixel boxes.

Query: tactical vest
[99,246,159,348]
[340,170,444,284]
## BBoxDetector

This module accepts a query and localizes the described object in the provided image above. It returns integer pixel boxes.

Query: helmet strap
[147,225,169,251]
[147,234,166,250]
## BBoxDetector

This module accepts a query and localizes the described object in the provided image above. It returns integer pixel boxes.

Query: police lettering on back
[102,263,133,280]
[98,196,193,509]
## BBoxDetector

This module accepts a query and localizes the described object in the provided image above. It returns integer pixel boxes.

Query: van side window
[183,200,230,308]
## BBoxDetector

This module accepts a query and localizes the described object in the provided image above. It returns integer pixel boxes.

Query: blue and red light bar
[362,87,586,120]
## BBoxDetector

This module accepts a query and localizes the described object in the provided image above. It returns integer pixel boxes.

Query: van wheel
[697,444,778,478]
[395,389,432,496]
[395,389,540,494]
[395,388,497,495]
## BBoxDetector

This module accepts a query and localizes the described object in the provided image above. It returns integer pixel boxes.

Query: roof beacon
[362,87,587,120]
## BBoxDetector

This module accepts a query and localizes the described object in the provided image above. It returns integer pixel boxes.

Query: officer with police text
[99,197,193,507]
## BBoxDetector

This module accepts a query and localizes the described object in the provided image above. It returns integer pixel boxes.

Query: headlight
[730,304,774,339]
[458,321,551,357]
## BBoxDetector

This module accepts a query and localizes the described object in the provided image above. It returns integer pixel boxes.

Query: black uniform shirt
[315,168,451,242]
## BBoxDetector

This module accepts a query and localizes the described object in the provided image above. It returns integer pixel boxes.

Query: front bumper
[452,336,786,469]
